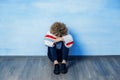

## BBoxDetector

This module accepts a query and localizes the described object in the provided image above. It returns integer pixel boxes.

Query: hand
[54,37,63,42]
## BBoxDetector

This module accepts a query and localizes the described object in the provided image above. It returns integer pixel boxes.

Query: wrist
[61,37,64,41]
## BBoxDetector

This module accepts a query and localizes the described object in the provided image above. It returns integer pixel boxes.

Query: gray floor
[0,56,120,80]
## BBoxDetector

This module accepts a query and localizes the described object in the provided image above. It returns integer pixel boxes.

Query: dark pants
[47,42,69,62]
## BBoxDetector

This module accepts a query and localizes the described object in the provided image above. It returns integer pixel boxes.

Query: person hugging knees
[44,22,74,75]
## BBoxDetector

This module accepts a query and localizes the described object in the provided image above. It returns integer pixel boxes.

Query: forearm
[54,37,64,42]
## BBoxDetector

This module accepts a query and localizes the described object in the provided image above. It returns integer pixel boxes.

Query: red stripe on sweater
[66,41,74,46]
[45,35,56,39]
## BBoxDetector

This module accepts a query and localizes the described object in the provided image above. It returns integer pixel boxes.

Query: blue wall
[0,0,120,56]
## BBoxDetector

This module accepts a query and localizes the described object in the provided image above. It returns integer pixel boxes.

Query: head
[50,22,68,37]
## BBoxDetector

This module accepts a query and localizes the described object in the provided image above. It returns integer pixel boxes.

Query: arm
[44,32,56,47]
[62,34,74,48]
[54,37,64,42]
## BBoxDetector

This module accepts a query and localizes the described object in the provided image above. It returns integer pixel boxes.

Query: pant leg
[61,42,69,61]
[47,46,57,62]
[47,42,69,62]
[56,49,62,62]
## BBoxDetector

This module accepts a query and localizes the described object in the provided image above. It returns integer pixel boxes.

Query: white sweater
[44,31,74,48]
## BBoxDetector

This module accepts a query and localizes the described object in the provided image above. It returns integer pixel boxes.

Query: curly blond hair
[50,22,68,37]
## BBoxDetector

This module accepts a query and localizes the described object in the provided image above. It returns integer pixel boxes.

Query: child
[44,22,74,75]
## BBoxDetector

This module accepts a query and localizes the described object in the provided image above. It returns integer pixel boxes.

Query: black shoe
[61,63,68,74]
[54,64,60,75]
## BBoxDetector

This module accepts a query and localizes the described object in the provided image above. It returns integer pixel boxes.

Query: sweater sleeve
[44,32,56,47]
[62,34,74,48]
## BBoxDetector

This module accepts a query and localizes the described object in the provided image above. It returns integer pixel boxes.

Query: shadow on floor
[67,56,85,69]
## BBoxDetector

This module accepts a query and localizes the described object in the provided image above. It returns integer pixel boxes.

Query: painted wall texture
[0,0,120,55]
